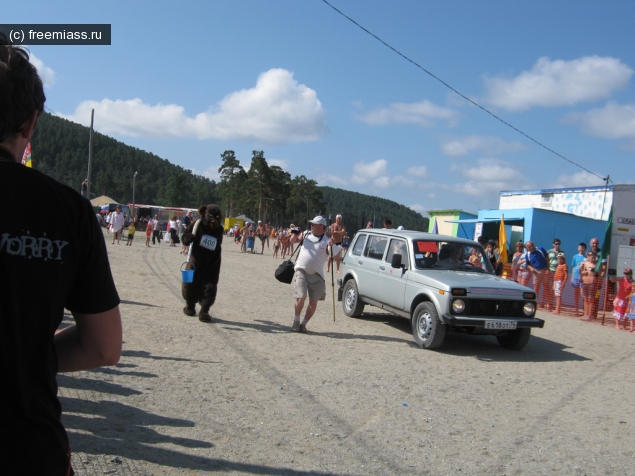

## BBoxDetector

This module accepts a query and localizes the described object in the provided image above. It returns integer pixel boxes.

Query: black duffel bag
[274,234,305,284]
[275,260,296,284]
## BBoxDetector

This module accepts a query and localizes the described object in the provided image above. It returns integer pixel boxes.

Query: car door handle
[379,266,385,270]
[358,260,363,265]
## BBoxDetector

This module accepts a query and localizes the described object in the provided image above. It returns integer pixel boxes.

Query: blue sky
[8,0,635,216]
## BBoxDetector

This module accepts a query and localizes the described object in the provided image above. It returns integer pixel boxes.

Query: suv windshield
[412,240,494,274]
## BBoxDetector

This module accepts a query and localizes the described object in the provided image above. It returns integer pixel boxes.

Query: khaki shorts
[293,269,326,301]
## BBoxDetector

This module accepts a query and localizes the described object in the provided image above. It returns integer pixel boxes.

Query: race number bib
[200,234,218,251]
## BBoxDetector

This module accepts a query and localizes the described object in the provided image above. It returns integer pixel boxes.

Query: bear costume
[181,204,224,322]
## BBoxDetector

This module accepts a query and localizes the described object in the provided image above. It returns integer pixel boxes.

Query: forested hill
[30,113,218,208]
[320,186,429,232]
[28,113,429,229]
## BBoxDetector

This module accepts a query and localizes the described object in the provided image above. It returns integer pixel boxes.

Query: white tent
[90,195,117,206]
[235,214,255,224]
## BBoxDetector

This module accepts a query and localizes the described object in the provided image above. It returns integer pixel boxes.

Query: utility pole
[132,171,138,221]
[86,109,94,199]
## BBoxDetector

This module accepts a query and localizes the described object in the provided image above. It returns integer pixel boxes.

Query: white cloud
[443,158,529,197]
[406,165,428,178]
[409,204,427,214]
[316,174,348,187]
[268,159,289,170]
[29,53,55,88]
[356,100,459,127]
[550,171,606,189]
[60,68,327,144]
[564,102,635,140]
[352,159,387,184]
[484,56,633,111]
[440,135,528,157]
[342,159,419,189]
[191,165,221,182]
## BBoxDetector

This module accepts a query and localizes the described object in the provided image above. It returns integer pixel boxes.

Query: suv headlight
[523,302,536,316]
[452,299,465,314]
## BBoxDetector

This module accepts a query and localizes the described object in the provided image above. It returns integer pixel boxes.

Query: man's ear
[22,110,39,140]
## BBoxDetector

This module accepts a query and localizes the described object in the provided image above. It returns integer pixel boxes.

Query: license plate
[485,320,517,330]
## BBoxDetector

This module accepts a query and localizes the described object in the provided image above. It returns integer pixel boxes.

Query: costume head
[198,204,223,229]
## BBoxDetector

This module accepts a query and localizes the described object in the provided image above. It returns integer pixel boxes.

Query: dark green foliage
[29,114,427,229]
[319,186,429,232]
[215,150,326,227]
[29,113,218,207]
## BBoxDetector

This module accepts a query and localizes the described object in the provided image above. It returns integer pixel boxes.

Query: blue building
[447,208,606,265]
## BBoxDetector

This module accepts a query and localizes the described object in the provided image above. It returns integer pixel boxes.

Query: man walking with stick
[289,216,341,333]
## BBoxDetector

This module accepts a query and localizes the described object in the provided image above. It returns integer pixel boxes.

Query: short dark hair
[579,242,587,248]
[384,218,392,226]
[0,34,46,142]
[553,239,561,244]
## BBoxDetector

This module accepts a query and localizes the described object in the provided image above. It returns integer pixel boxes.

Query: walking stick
[331,243,336,322]
[329,215,336,322]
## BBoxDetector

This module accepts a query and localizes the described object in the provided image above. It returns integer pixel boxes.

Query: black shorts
[128,234,134,240]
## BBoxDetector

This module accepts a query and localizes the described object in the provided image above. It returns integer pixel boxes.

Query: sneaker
[292,322,301,332]
[299,324,308,333]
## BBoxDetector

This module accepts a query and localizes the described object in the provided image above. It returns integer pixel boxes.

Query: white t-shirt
[110,212,124,232]
[294,232,342,279]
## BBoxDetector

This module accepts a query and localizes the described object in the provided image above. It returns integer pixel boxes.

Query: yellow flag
[499,215,508,264]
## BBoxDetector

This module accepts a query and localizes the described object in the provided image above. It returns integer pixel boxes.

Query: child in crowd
[145,221,153,247]
[125,221,136,246]
[272,232,281,258]
[552,252,568,314]
[570,243,587,316]
[613,268,633,330]
[468,247,483,268]
[580,251,598,321]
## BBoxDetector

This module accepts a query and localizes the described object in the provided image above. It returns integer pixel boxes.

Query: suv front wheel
[412,301,446,349]
[496,328,531,350]
[342,279,365,317]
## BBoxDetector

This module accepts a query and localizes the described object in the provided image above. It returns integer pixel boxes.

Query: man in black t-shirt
[0,35,122,475]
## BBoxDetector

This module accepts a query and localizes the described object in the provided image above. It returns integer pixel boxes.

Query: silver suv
[338,230,543,350]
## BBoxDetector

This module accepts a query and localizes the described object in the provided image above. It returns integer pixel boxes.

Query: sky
[6,0,635,217]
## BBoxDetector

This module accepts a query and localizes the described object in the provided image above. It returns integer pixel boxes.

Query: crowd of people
[226,218,351,267]
[502,237,634,330]
[101,210,194,251]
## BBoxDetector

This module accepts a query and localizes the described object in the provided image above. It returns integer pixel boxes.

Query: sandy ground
[58,230,635,475]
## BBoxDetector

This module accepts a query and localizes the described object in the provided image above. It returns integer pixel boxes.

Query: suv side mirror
[391,254,402,268]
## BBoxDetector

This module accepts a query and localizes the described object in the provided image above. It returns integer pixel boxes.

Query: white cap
[397,225,405,230]
[309,215,327,226]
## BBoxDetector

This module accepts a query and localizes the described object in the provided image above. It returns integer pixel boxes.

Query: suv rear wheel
[412,301,446,349]
[496,328,531,350]
[342,279,365,317]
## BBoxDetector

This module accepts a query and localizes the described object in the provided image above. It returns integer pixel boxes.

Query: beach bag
[275,260,296,284]
[275,232,322,284]
[274,234,305,284]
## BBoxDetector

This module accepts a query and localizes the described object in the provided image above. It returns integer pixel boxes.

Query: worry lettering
[0,233,68,260]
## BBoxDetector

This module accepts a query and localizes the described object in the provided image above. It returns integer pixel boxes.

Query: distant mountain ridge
[30,113,428,229]
[30,113,218,208]
[320,186,429,232]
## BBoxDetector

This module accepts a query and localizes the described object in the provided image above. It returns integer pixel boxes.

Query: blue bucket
[246,236,255,250]
[181,262,194,283]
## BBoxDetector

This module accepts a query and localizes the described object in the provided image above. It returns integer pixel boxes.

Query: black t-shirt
[0,148,120,474]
